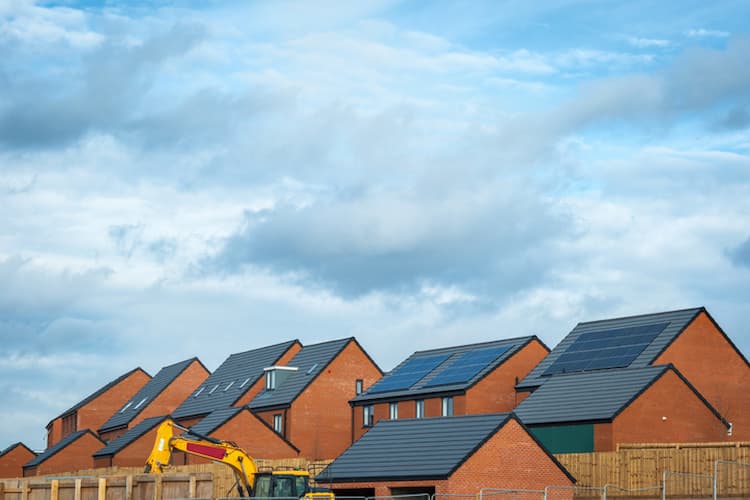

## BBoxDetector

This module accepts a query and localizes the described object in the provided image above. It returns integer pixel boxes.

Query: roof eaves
[1,442,35,457]
[248,409,300,453]
[443,413,512,478]
[665,365,731,428]
[93,416,169,457]
[24,430,104,468]
[324,474,448,484]
[603,365,671,422]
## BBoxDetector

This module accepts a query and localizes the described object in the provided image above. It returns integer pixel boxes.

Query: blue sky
[1,0,749,451]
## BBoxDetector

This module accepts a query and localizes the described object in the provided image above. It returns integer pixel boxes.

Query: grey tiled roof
[49,368,150,425]
[249,338,352,410]
[317,414,513,482]
[352,336,538,403]
[100,358,201,432]
[517,307,703,391]
[172,340,299,419]
[188,407,242,436]
[93,416,169,457]
[515,365,671,424]
[25,430,103,468]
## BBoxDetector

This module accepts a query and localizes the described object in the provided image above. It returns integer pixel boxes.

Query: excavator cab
[254,472,308,498]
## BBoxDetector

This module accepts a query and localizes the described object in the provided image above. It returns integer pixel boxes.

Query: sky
[1,0,749,451]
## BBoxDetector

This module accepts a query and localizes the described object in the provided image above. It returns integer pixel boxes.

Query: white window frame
[266,370,276,390]
[415,399,424,419]
[363,405,374,427]
[273,414,283,434]
[355,379,363,395]
[442,396,453,417]
[389,402,398,420]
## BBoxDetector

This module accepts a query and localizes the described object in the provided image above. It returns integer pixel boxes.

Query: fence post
[21,480,28,500]
[98,477,106,500]
[51,480,59,500]
[189,475,197,498]
[154,475,162,500]
[661,470,666,500]
[75,479,82,500]
[713,460,718,500]
[0,481,5,500]
[126,475,133,500]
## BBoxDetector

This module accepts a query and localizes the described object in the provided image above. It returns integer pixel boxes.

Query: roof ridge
[412,335,536,355]
[577,306,704,326]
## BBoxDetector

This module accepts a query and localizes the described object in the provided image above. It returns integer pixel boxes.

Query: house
[171,340,302,427]
[46,368,150,447]
[248,338,382,459]
[317,413,575,499]
[23,430,104,476]
[0,443,36,479]
[514,365,730,453]
[516,307,750,440]
[98,358,210,443]
[350,337,548,442]
[93,416,171,468]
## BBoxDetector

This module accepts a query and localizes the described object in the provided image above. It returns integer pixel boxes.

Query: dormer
[263,366,298,390]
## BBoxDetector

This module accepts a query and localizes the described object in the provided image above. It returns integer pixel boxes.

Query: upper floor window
[273,414,283,434]
[264,366,298,391]
[415,399,424,419]
[266,370,276,390]
[363,405,374,427]
[442,396,453,417]
[389,402,398,420]
[355,379,363,395]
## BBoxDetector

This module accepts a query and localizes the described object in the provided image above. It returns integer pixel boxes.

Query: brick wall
[205,410,298,460]
[0,445,36,479]
[285,340,382,459]
[24,433,104,476]
[608,369,729,448]
[653,311,750,440]
[467,339,549,413]
[448,418,573,498]
[136,360,210,424]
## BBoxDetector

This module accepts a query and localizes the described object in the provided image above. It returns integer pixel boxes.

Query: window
[415,399,424,419]
[62,413,77,437]
[363,405,374,427]
[239,377,251,389]
[306,363,319,375]
[273,414,283,434]
[389,402,398,420]
[266,370,276,390]
[355,379,363,395]
[193,386,205,398]
[442,397,453,417]
[134,397,148,409]
[224,380,234,391]
[120,401,133,413]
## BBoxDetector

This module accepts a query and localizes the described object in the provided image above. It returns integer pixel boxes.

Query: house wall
[609,369,729,448]
[24,434,104,476]
[47,369,150,447]
[136,360,210,424]
[0,445,36,479]
[653,311,750,440]
[466,339,549,413]
[233,342,303,407]
[281,340,382,459]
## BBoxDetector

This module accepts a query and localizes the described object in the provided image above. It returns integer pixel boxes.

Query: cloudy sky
[1,0,749,451]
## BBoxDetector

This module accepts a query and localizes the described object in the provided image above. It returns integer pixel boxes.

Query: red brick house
[0,443,36,479]
[515,365,730,452]
[171,340,302,428]
[98,358,210,443]
[46,368,150,447]
[249,338,382,459]
[93,416,170,468]
[317,413,575,500]
[350,336,548,442]
[517,307,750,442]
[23,430,104,476]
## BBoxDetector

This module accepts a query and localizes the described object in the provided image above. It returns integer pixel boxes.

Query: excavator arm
[145,419,258,497]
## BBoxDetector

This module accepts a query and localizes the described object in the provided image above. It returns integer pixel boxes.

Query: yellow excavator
[145,419,334,500]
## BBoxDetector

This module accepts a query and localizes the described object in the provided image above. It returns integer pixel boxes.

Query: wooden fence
[555,441,750,497]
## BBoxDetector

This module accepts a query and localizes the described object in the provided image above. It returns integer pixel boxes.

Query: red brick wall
[24,433,104,476]
[467,339,549,413]
[0,445,36,479]
[610,369,729,447]
[234,342,303,407]
[653,311,750,440]
[594,423,613,452]
[448,418,573,498]
[212,410,298,459]
[285,340,382,459]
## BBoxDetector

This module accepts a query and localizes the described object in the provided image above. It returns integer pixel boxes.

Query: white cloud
[686,28,730,38]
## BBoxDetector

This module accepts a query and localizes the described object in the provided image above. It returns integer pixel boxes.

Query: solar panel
[542,322,670,376]
[424,345,512,387]
[367,354,451,394]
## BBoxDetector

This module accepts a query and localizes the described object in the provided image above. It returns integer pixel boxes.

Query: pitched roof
[514,365,729,426]
[517,307,704,391]
[1,442,35,457]
[249,338,352,410]
[93,416,169,457]
[172,340,300,419]
[24,430,103,468]
[48,367,150,426]
[352,336,539,403]
[99,358,203,432]
[188,407,242,436]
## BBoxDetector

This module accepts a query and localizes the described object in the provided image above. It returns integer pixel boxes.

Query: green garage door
[530,424,594,453]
